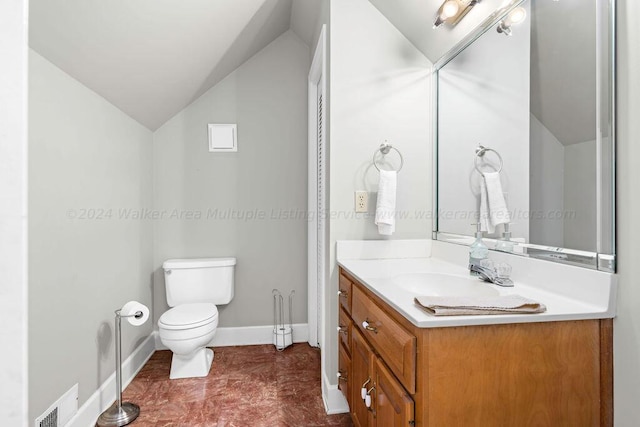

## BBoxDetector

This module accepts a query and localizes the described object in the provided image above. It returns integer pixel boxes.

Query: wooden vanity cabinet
[338,267,613,427]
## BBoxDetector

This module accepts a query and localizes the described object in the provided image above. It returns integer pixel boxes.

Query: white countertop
[337,240,617,328]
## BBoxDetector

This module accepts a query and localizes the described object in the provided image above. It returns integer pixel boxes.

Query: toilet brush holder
[97,303,148,427]
[272,289,294,351]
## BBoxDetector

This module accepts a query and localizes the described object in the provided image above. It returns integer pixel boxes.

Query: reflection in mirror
[435,0,615,271]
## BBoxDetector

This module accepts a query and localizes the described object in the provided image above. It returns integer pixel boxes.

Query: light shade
[433,0,479,29]
[504,7,527,26]
[497,6,528,36]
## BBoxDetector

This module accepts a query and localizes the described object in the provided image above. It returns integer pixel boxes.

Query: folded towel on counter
[414,295,546,316]
[480,172,511,234]
[375,170,397,235]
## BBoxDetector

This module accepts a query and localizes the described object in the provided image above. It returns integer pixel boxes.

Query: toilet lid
[159,303,218,330]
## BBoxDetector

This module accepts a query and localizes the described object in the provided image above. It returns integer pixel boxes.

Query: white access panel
[208,124,237,152]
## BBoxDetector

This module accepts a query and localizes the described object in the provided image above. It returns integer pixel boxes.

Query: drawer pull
[337,325,348,334]
[362,320,378,333]
[337,290,348,298]
[337,371,348,382]
[361,377,371,400]
[365,385,376,408]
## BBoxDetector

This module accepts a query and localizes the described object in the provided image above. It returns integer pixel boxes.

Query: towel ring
[373,143,403,173]
[474,145,503,174]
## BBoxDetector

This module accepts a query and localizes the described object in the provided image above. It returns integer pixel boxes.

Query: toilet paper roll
[120,301,149,326]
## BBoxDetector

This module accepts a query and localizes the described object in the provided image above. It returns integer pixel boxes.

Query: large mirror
[434,0,615,271]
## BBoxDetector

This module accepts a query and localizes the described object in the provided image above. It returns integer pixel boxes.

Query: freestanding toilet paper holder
[96,308,145,427]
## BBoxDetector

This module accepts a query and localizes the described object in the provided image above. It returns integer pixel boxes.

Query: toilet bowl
[158,303,219,379]
[158,257,235,379]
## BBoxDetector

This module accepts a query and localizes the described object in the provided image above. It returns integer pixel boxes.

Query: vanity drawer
[338,273,353,314]
[338,308,352,354]
[352,286,416,394]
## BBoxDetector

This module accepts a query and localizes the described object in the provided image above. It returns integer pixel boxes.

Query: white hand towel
[414,294,546,316]
[479,179,492,233]
[375,170,397,235]
[481,172,510,232]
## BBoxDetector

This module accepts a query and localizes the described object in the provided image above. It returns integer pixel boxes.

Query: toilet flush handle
[165,269,172,275]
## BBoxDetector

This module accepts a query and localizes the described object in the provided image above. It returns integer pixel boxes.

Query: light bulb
[440,1,460,19]
[504,7,526,26]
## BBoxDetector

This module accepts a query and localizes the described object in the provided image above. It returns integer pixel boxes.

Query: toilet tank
[163,258,236,307]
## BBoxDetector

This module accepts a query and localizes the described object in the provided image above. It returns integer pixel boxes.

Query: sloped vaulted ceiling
[29,0,296,130]
[368,0,597,146]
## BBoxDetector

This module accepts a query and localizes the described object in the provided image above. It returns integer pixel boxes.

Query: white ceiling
[369,0,597,146]
[29,0,320,131]
[30,0,595,143]
[367,0,506,63]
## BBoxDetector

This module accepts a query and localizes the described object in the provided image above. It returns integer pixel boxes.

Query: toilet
[158,257,236,379]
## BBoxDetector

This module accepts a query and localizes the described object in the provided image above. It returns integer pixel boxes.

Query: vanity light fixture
[433,0,480,29]
[496,7,527,36]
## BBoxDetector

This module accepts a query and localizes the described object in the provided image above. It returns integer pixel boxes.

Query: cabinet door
[374,357,414,427]
[352,328,375,427]
[338,345,351,406]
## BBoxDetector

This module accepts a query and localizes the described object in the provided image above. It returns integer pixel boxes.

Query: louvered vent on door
[37,407,58,427]
[316,89,325,322]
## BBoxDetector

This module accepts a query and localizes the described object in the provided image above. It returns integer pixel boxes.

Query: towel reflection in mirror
[479,171,511,234]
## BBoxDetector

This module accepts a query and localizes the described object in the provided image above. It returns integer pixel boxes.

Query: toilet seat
[158,303,218,330]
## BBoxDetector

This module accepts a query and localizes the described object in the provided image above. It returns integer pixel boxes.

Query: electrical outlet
[355,191,368,213]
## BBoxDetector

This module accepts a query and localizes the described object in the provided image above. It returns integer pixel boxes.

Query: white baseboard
[67,333,156,427]
[321,371,349,415]
[154,323,310,349]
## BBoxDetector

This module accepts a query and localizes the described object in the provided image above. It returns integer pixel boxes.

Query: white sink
[392,273,499,297]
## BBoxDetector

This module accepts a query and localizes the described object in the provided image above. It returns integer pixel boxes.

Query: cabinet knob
[337,371,348,382]
[337,325,348,334]
[337,290,348,298]
[362,320,378,333]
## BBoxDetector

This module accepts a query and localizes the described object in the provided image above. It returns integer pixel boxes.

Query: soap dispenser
[469,223,489,276]
[494,223,515,253]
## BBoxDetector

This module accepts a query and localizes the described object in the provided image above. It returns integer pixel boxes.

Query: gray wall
[529,114,597,251]
[615,0,640,424]
[152,30,310,328]
[563,140,596,251]
[530,114,565,247]
[0,0,28,424]
[28,51,154,421]
[327,0,432,385]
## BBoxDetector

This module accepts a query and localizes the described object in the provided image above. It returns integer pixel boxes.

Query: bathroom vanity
[330,0,617,425]
[336,240,615,427]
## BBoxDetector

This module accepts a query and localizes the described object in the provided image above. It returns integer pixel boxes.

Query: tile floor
[121,343,354,427]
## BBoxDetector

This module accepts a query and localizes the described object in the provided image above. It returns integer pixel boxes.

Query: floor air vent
[35,384,78,427]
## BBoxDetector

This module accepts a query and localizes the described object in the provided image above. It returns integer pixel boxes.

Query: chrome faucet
[470,264,514,287]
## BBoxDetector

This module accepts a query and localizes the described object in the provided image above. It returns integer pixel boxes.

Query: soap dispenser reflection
[495,223,515,253]
[469,223,488,276]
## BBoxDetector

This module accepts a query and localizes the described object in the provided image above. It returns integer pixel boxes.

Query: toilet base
[169,347,214,379]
